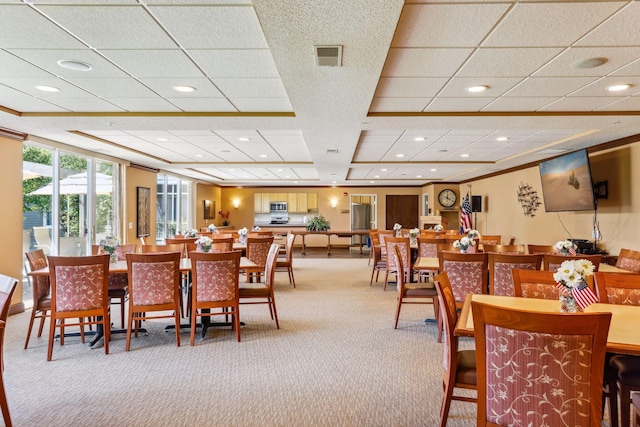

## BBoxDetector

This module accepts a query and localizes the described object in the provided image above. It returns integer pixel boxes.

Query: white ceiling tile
[505,77,600,97]
[165,97,236,112]
[568,76,640,98]
[292,168,318,180]
[481,97,560,111]
[375,77,448,98]
[0,85,66,111]
[8,49,129,78]
[425,97,494,112]
[597,96,640,111]
[138,78,223,98]
[0,51,55,78]
[369,97,429,112]
[189,50,280,78]
[65,78,158,98]
[577,2,640,47]
[438,77,523,97]
[382,48,473,77]
[101,50,204,78]
[213,78,287,98]
[1,77,93,97]
[45,97,126,112]
[539,96,625,111]
[534,47,640,77]
[458,48,564,77]
[107,98,181,112]
[229,98,292,112]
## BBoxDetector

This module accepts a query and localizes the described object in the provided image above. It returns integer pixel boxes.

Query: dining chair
[488,253,543,296]
[526,244,556,255]
[24,249,53,349]
[369,231,386,286]
[512,269,561,299]
[125,252,182,350]
[433,272,476,427]
[472,301,611,427]
[243,236,274,282]
[477,235,501,252]
[208,237,234,252]
[384,237,413,291]
[481,244,525,254]
[47,254,111,361]
[239,243,281,329]
[391,246,438,329]
[367,229,378,266]
[437,251,488,308]
[166,238,197,258]
[275,232,296,287]
[595,272,640,427]
[141,244,185,254]
[543,253,602,272]
[189,250,242,344]
[377,230,394,260]
[615,248,640,272]
[416,237,443,282]
[0,274,17,427]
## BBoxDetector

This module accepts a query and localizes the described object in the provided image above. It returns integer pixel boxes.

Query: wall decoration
[203,199,215,219]
[136,186,151,237]
[517,183,541,217]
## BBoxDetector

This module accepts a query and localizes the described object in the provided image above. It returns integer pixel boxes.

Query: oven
[269,201,288,213]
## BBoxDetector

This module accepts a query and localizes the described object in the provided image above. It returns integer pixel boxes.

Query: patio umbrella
[29,172,113,195]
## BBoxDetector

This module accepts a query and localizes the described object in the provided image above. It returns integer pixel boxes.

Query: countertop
[253,222,308,228]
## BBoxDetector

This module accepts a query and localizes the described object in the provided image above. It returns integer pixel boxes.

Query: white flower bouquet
[453,236,475,253]
[393,223,402,231]
[196,236,213,252]
[553,259,595,289]
[183,228,198,238]
[409,228,420,238]
[553,259,598,311]
[434,224,443,232]
[554,240,576,255]
[101,235,120,254]
[238,227,249,236]
[465,229,481,239]
[207,224,217,232]
[251,226,261,232]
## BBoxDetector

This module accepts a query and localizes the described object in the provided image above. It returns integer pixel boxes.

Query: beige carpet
[5,257,477,426]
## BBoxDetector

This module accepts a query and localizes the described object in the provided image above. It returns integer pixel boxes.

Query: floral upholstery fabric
[484,325,594,426]
[54,264,105,312]
[247,241,272,267]
[419,242,438,257]
[521,282,559,300]
[493,262,539,296]
[443,260,484,303]
[617,256,640,272]
[605,287,640,305]
[195,259,237,302]
[131,260,176,306]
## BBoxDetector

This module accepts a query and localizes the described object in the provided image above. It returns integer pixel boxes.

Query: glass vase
[559,286,581,313]
[109,252,118,263]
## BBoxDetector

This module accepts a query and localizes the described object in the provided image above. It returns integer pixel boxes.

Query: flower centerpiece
[553,259,598,312]
[409,228,420,244]
[100,235,120,263]
[465,228,481,239]
[393,222,402,237]
[207,223,218,233]
[251,226,261,232]
[183,228,198,238]
[434,224,443,232]
[196,235,213,253]
[453,236,475,253]
[554,240,576,256]
[238,227,249,244]
[218,210,230,226]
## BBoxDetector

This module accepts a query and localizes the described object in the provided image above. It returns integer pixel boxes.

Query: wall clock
[438,189,457,208]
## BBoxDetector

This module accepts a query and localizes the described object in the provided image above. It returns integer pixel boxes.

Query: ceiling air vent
[326,149,339,154]
[314,46,342,67]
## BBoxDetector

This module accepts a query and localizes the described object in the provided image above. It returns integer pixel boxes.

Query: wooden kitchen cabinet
[287,193,298,212]
[254,194,265,213]
[307,193,318,210]
[297,193,308,213]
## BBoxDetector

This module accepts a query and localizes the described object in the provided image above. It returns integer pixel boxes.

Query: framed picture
[136,186,150,237]
[203,199,215,219]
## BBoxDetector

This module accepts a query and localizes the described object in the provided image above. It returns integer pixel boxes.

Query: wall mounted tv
[539,149,596,212]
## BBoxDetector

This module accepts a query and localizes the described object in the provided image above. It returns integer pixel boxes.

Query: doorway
[386,195,419,229]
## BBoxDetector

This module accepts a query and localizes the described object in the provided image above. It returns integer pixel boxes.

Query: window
[156,173,192,242]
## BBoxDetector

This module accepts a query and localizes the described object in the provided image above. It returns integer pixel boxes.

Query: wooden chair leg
[37,312,47,337]
[24,310,37,349]
[439,381,455,427]
[0,365,12,427]
[394,297,402,329]
[620,383,632,427]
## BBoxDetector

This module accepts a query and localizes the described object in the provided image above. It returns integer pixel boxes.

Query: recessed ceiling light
[414,137,425,141]
[466,85,489,93]
[607,84,632,92]
[374,175,380,178]
[396,154,405,158]
[332,181,337,184]
[285,175,291,178]
[294,181,299,184]
[35,85,60,92]
[173,85,196,93]
[157,137,168,141]
[381,168,388,172]
[238,137,251,141]
[229,169,235,172]
[416,175,422,178]
[572,57,607,69]
[430,168,437,172]
[194,154,204,158]
[461,153,470,158]
[259,154,268,158]
[370,181,375,184]
[57,59,92,71]
[277,169,284,172]
[438,149,448,153]
[496,136,509,141]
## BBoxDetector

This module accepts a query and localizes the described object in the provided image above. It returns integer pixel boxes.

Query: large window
[156,173,192,242]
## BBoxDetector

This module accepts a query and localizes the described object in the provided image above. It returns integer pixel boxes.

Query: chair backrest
[420,229,444,239]
[32,226,52,255]
[264,244,281,290]
[488,253,543,296]
[249,231,273,237]
[369,230,380,247]
[26,249,50,302]
[482,244,525,254]
[594,272,640,305]
[472,301,611,427]
[438,251,488,305]
[92,244,137,259]
[527,244,556,254]
[190,250,241,305]
[213,233,233,239]
[377,231,394,256]
[284,232,295,262]
[126,252,181,307]
[445,235,464,244]
[48,254,110,313]
[479,235,501,244]
[434,272,460,376]
[166,237,197,245]
[417,237,444,258]
[246,236,275,267]
[0,274,18,322]
[512,269,561,299]
[616,248,640,272]
[390,245,406,292]
[141,244,185,255]
[543,254,601,272]
[385,237,411,277]
[436,242,456,253]
[208,237,233,253]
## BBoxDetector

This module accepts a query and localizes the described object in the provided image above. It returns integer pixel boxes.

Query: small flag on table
[571,281,598,309]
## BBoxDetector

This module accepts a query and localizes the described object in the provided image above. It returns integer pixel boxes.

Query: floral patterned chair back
[384,237,412,291]
[189,250,241,344]
[543,254,602,272]
[438,252,488,306]
[472,301,611,427]
[125,252,182,350]
[244,236,275,282]
[512,269,561,299]
[417,237,443,258]
[488,253,543,296]
[481,244,525,254]
[594,272,640,305]
[616,248,640,273]
[47,254,111,360]
[377,231,394,258]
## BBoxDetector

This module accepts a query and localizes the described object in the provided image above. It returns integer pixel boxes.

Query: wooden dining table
[455,293,640,356]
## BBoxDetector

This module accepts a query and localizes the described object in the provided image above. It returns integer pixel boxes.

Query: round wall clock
[438,189,457,208]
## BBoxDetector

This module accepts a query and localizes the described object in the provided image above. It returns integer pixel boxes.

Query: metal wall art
[517,183,541,217]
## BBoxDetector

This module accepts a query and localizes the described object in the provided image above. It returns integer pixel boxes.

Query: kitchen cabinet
[297,193,308,213]
[254,194,265,213]
[287,193,298,212]
[307,193,318,210]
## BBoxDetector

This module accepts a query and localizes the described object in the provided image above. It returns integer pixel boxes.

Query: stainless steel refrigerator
[351,203,372,246]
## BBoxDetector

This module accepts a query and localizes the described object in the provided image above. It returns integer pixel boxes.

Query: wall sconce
[233,199,240,209]
[331,198,337,209]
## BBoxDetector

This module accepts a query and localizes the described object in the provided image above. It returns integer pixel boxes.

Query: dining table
[455,293,640,356]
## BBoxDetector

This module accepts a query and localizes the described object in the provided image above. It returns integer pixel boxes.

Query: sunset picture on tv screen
[539,150,595,212]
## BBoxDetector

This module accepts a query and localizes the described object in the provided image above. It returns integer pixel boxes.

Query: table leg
[301,234,306,256]
[327,234,331,256]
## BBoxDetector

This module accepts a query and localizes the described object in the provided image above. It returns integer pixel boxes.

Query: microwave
[269,201,288,213]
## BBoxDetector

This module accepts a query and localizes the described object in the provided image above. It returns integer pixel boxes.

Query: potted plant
[306,214,330,231]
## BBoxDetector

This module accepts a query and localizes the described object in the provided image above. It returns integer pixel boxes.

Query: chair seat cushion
[456,349,477,385]
[403,282,437,297]
[611,355,640,386]
[37,295,51,310]
[239,284,269,298]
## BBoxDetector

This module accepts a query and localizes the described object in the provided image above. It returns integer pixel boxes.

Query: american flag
[459,192,472,233]
[571,281,599,309]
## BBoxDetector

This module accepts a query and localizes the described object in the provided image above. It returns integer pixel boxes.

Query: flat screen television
[539,149,596,212]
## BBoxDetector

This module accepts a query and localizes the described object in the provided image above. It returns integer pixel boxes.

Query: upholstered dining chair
[488,253,543,296]
[0,274,17,427]
[141,244,185,255]
[615,248,640,272]
[208,237,234,252]
[239,244,281,329]
[377,230,394,260]
[47,254,111,361]
[434,272,476,427]
[166,238,197,258]
[125,252,182,350]
[595,272,640,427]
[391,246,438,329]
[189,250,242,344]
[416,237,444,282]
[367,230,378,266]
[242,236,274,282]
[526,244,556,255]
[275,232,296,287]
[477,235,501,252]
[543,253,602,272]
[437,251,488,308]
[384,237,413,291]
[481,244,525,254]
[24,249,52,349]
[512,269,561,299]
[369,231,386,286]
[472,301,611,427]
